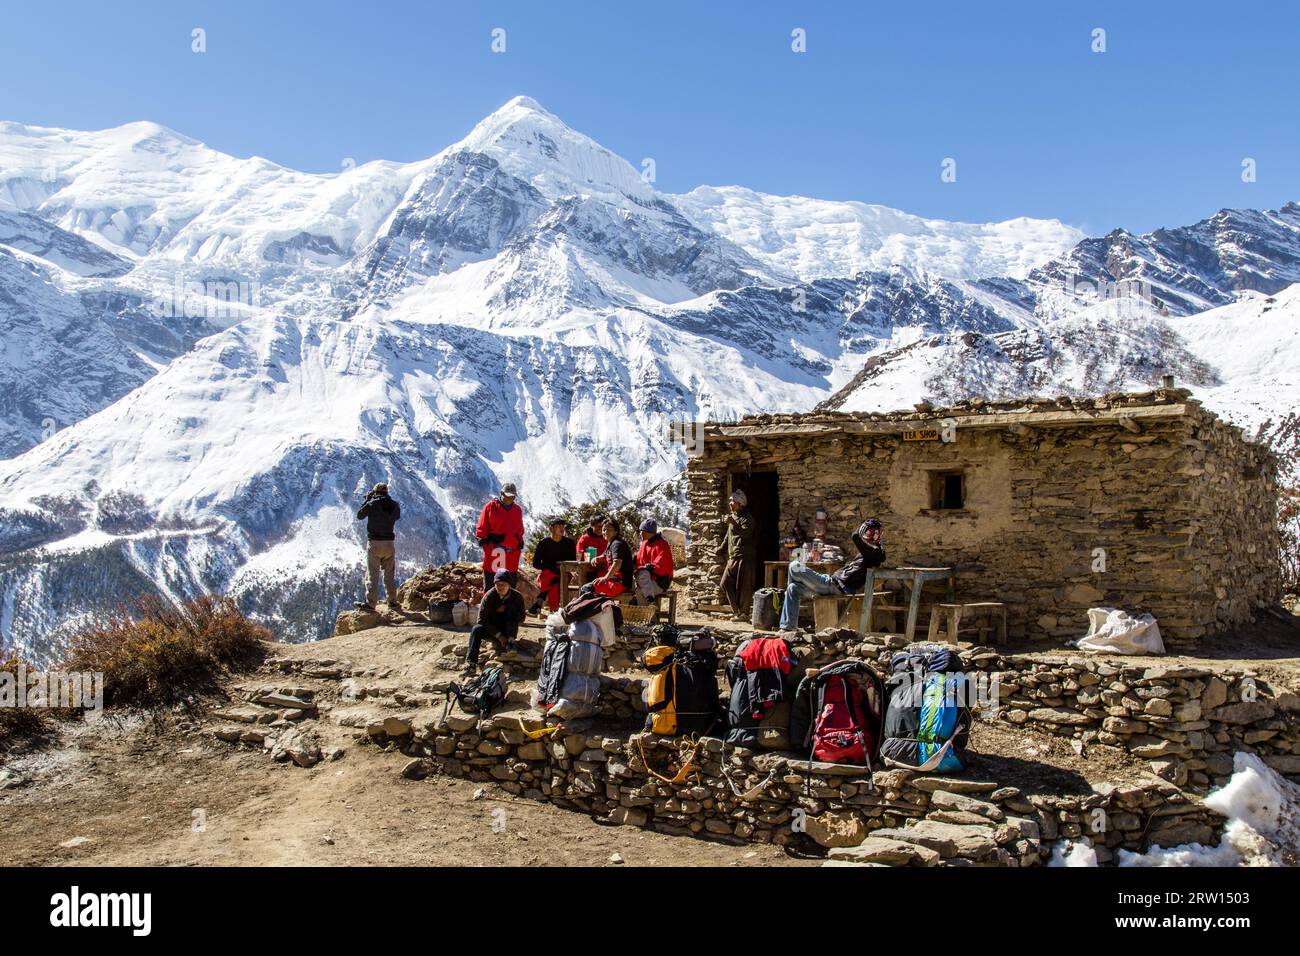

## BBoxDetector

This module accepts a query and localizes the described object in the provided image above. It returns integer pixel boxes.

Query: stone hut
[677,389,1281,644]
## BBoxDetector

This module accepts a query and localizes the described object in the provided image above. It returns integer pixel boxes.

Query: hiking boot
[460,662,478,677]
[354,602,375,612]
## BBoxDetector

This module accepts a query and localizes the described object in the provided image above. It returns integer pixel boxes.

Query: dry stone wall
[389,708,1224,866]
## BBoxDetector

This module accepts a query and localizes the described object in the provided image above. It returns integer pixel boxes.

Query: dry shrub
[64,594,269,708]
[0,651,47,750]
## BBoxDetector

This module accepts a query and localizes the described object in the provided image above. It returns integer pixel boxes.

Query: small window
[930,470,965,510]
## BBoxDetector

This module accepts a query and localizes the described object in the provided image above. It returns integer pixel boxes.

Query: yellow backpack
[643,644,677,735]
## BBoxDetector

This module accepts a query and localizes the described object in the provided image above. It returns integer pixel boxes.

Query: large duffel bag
[880,646,971,773]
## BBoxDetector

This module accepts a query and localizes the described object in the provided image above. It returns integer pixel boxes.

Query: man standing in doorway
[718,489,756,620]
[355,482,401,612]
[475,482,525,593]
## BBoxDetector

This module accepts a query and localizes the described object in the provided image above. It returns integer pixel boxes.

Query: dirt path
[0,716,807,867]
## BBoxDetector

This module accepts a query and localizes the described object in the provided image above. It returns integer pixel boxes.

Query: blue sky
[2,0,1296,234]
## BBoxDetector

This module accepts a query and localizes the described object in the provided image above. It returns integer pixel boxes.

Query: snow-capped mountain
[0,96,1295,663]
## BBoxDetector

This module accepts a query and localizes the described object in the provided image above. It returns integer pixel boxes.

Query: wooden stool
[654,590,678,625]
[927,602,1008,645]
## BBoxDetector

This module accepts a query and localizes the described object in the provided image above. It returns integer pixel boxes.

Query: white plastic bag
[1076,607,1165,655]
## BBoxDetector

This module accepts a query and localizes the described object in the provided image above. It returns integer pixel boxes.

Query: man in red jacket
[475,482,525,593]
[633,519,674,606]
[575,514,608,583]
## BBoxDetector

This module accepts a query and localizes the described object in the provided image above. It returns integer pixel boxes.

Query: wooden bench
[615,589,678,626]
[927,602,1007,645]
[812,591,902,632]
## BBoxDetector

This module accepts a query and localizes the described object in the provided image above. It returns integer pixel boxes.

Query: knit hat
[493,569,512,583]
[730,489,747,507]
[639,519,658,534]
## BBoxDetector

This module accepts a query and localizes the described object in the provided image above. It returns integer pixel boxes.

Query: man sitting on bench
[779,519,885,632]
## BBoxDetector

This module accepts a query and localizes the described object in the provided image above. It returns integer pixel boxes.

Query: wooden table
[763,560,838,591]
[858,567,957,642]
[557,560,591,606]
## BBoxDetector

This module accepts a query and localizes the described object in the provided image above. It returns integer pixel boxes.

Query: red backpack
[811,673,877,765]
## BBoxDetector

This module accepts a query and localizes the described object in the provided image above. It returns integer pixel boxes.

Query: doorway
[730,470,780,564]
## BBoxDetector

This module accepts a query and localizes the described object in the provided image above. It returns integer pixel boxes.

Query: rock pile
[333,562,541,637]
[210,683,337,768]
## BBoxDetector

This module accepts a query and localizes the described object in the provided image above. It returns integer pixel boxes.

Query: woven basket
[669,543,686,567]
[621,604,658,625]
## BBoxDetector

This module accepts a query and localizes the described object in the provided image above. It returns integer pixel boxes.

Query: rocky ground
[2,606,1297,867]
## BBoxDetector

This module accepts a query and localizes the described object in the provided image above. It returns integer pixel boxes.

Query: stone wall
[390,709,1225,866]
[684,391,1281,644]
[493,626,1300,791]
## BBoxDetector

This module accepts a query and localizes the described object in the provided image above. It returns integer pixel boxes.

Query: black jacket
[604,537,635,590]
[479,587,525,639]
[831,530,886,594]
[357,493,401,541]
[532,536,577,574]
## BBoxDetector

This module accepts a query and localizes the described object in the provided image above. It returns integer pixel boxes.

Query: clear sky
[2,0,1296,235]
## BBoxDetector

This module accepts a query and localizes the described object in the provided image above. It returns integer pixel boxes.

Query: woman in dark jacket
[590,517,634,598]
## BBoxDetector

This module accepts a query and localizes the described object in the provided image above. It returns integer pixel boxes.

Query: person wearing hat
[718,489,756,620]
[778,518,886,632]
[633,519,675,606]
[354,482,401,612]
[575,513,608,583]
[530,517,577,614]
[463,568,525,675]
[475,482,526,593]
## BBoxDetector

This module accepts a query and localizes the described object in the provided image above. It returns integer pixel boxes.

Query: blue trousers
[779,562,845,630]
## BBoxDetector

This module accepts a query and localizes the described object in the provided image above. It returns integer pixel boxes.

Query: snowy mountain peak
[452,95,653,204]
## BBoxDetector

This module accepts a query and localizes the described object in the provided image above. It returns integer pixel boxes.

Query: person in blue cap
[463,568,524,675]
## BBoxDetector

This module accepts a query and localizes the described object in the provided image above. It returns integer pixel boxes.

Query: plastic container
[451,601,468,627]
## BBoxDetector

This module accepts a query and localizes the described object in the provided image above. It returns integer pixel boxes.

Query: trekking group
[357,479,970,778]
[351,481,674,676]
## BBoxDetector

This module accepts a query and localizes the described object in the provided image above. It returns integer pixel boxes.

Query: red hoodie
[636,534,674,583]
[475,499,525,572]
[576,528,608,561]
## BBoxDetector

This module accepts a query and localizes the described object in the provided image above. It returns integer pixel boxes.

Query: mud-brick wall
[685,407,1278,644]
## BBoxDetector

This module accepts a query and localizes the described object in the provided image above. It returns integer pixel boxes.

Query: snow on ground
[1050,753,1300,866]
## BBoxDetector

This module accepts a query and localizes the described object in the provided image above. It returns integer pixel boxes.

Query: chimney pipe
[1161,374,1175,389]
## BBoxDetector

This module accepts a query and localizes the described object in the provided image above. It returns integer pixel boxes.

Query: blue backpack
[880,646,971,773]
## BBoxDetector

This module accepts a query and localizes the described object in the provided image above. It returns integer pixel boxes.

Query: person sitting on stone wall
[463,569,525,675]
[633,519,674,605]
[778,518,885,632]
